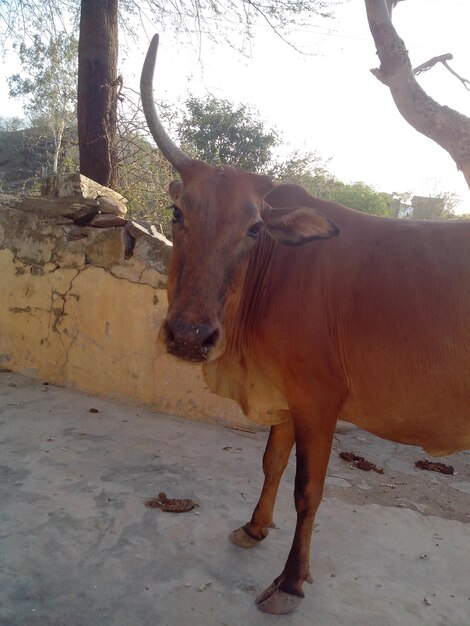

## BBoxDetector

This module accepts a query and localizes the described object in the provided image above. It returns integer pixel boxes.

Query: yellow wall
[0,207,248,427]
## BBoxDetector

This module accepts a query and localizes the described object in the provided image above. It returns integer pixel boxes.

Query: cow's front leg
[256,398,338,614]
[230,417,295,548]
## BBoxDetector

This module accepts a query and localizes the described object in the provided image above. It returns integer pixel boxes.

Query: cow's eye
[171,205,183,225]
[247,221,263,238]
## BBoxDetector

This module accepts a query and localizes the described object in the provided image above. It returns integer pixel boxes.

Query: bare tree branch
[365,0,470,189]
[414,53,470,91]
[244,0,306,55]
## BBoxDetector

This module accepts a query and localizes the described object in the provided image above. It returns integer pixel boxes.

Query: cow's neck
[223,232,277,356]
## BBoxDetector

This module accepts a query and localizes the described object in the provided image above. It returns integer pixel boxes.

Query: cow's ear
[263,206,340,246]
[169,179,183,201]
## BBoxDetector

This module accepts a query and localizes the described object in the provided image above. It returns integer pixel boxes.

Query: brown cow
[141,35,470,614]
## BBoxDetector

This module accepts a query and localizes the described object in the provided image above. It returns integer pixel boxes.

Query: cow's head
[141,35,339,363]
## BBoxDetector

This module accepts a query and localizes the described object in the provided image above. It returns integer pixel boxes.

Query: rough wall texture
[0,188,246,427]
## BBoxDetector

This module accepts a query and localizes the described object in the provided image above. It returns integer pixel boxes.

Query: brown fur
[162,163,470,606]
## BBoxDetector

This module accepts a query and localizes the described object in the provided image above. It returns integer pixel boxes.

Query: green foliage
[271,152,391,216]
[326,181,390,216]
[177,99,393,217]
[178,96,278,172]
[270,150,335,195]
[9,33,78,123]
[0,116,26,132]
[111,87,177,232]
[114,131,174,232]
[1,0,332,194]
[8,33,78,174]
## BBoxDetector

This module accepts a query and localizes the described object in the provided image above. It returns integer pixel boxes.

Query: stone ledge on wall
[0,172,172,284]
[0,173,248,428]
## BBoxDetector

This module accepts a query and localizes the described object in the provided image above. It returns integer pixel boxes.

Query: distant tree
[271,151,391,216]
[326,181,390,216]
[8,33,78,174]
[439,192,462,218]
[1,0,332,190]
[113,87,175,227]
[115,133,174,230]
[178,96,278,173]
[270,150,336,194]
[0,117,26,132]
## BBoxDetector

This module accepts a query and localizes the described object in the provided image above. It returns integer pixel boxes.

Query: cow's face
[140,34,338,362]
[162,161,339,362]
[162,162,271,362]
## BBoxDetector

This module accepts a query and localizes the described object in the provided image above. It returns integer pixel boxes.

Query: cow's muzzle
[163,319,220,362]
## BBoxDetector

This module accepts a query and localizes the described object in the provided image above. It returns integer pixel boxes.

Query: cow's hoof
[256,583,303,614]
[229,526,264,548]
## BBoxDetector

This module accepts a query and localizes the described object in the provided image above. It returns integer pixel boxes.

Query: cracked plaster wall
[0,206,246,427]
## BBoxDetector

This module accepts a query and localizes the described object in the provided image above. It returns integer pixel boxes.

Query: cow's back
[238,211,470,456]
[323,217,470,455]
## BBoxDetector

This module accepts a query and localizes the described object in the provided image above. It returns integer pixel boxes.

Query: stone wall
[0,175,246,427]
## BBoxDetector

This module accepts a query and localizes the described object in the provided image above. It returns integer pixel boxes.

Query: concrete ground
[1,371,469,626]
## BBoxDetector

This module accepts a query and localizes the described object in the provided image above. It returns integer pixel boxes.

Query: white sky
[1,0,469,211]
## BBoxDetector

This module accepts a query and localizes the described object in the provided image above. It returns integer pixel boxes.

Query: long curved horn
[140,34,190,170]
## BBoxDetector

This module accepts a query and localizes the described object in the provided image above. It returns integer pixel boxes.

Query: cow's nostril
[201,328,219,351]
[164,318,220,361]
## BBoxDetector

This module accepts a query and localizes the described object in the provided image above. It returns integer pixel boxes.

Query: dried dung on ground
[415,459,454,475]
[339,451,384,474]
[145,492,199,513]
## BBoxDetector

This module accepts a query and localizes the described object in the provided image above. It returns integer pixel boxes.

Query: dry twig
[414,53,470,91]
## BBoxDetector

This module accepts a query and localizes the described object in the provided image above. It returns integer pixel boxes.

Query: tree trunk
[52,119,65,174]
[364,0,470,191]
[77,0,118,187]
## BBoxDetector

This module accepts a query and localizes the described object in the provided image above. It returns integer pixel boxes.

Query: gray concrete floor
[1,371,469,626]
